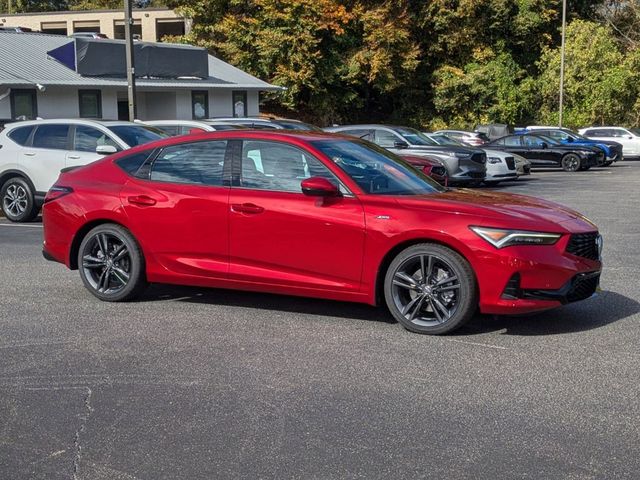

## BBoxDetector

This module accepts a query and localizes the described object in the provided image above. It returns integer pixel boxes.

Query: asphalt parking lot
[1,163,639,479]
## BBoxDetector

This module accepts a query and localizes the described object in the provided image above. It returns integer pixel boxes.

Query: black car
[487,134,604,172]
[323,124,487,184]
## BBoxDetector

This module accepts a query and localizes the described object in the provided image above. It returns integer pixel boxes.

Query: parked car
[212,117,321,131]
[433,129,489,147]
[425,133,517,185]
[323,125,486,185]
[70,32,108,39]
[398,154,448,185]
[0,119,166,222]
[512,153,532,177]
[578,126,640,158]
[144,120,246,136]
[487,134,604,172]
[475,123,510,141]
[0,26,33,33]
[42,131,602,335]
[524,126,622,166]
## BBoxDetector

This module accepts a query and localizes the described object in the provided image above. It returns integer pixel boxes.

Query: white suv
[0,119,165,222]
[578,126,640,158]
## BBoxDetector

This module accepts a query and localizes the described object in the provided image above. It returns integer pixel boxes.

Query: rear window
[115,151,153,175]
[8,125,34,146]
[33,124,70,150]
[108,125,166,147]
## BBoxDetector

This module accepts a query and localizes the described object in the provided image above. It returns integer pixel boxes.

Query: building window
[156,18,185,42]
[10,89,38,120]
[73,20,101,33]
[78,90,102,119]
[232,91,248,118]
[191,91,209,120]
[41,21,68,36]
[114,19,142,40]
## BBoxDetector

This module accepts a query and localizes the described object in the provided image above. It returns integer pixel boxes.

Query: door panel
[228,140,366,291]
[120,139,231,280]
[25,124,70,191]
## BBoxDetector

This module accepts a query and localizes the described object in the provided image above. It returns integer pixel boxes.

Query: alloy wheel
[562,154,581,172]
[82,232,132,295]
[390,254,461,327]
[3,184,28,217]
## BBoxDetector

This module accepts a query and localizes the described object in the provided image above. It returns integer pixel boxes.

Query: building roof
[0,31,282,90]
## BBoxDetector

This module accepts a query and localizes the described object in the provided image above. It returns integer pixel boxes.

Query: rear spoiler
[60,165,82,174]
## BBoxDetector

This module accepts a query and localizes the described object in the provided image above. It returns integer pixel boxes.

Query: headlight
[488,157,501,164]
[578,150,594,156]
[470,226,561,248]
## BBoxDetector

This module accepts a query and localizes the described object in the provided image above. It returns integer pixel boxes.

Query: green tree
[537,19,637,127]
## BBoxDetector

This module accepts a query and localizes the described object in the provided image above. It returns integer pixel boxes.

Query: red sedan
[399,154,448,185]
[42,132,602,334]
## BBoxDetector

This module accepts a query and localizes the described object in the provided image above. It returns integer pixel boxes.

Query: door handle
[68,155,81,160]
[128,195,157,207]
[231,203,264,214]
[23,152,35,157]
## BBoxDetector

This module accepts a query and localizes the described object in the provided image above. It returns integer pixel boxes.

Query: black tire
[602,160,613,167]
[1,177,39,222]
[383,243,478,335]
[561,153,581,172]
[78,224,148,302]
[579,165,591,171]
[483,180,502,186]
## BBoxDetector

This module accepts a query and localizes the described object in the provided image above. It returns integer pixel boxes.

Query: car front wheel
[78,224,148,302]
[561,153,581,172]
[384,243,478,334]
[1,177,39,222]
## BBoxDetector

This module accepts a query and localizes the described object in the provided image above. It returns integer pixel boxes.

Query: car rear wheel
[561,153,581,172]
[384,243,478,334]
[1,177,39,222]
[78,224,148,302]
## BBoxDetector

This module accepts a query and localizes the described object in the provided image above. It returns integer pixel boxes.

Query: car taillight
[44,185,73,203]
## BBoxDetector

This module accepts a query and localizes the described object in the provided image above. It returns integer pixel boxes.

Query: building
[0,31,282,122]
[0,8,188,42]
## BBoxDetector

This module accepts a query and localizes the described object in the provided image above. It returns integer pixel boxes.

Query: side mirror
[394,140,409,149]
[541,142,548,149]
[301,177,340,197]
[96,145,118,155]
[566,137,574,143]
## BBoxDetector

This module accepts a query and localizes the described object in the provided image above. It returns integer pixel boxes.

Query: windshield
[630,128,640,136]
[428,134,464,146]
[108,125,167,147]
[536,134,560,145]
[274,121,321,131]
[395,127,438,146]
[311,139,445,195]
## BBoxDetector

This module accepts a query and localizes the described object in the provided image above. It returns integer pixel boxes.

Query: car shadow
[140,285,637,335]
[456,290,639,336]
[140,284,395,324]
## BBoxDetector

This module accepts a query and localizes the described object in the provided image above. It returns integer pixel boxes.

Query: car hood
[405,144,483,156]
[395,189,597,233]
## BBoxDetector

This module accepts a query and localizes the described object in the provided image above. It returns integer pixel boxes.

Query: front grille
[470,152,486,164]
[566,232,600,260]
[505,156,516,170]
[501,273,521,299]
[566,273,600,302]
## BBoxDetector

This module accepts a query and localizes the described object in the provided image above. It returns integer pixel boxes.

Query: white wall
[37,87,80,118]
[210,90,232,117]
[0,90,10,118]
[247,90,260,116]
[102,89,119,120]
[144,91,177,120]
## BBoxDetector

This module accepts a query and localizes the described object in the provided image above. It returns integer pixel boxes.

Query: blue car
[521,127,623,166]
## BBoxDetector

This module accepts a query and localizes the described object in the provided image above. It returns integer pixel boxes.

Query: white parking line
[0,223,43,228]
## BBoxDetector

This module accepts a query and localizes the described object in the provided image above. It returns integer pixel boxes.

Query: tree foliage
[3,0,639,128]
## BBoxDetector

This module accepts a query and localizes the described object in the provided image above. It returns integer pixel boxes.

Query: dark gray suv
[323,125,486,184]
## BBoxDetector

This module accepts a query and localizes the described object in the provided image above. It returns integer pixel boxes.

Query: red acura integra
[42,132,602,334]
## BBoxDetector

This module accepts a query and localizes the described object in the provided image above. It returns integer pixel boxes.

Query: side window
[522,136,544,147]
[339,129,372,141]
[150,140,227,186]
[610,129,628,137]
[73,125,119,152]
[544,130,565,140]
[492,137,505,146]
[7,125,35,146]
[240,140,339,193]
[374,129,400,147]
[115,151,152,175]
[504,136,522,147]
[32,124,70,150]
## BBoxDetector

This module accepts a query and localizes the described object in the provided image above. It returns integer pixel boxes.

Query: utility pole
[558,0,567,127]
[124,0,137,121]
[8,0,12,14]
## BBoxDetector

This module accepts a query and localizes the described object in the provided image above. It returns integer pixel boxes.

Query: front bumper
[474,233,602,315]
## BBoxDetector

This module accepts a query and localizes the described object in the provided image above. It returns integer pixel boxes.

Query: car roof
[3,119,141,129]
[326,124,415,130]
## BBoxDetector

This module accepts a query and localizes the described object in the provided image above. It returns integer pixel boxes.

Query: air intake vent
[566,232,599,260]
